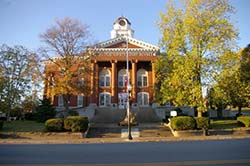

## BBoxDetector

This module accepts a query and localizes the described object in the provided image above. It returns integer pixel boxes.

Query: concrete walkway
[1,132,250,144]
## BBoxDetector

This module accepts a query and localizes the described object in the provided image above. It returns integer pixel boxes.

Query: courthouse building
[44,16,160,109]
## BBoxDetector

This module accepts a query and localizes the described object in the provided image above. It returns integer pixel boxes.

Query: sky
[0,0,249,52]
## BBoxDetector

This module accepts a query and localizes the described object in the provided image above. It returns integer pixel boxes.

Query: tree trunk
[198,111,202,117]
[238,106,242,117]
[63,94,71,118]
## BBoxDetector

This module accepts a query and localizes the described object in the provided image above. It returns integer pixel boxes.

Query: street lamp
[126,36,133,140]
[127,84,132,140]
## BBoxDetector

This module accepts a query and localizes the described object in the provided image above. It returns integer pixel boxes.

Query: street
[0,139,250,165]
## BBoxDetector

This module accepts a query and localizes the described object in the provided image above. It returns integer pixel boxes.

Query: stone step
[86,123,173,138]
[91,107,162,123]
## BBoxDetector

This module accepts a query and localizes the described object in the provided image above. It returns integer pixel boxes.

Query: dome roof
[113,16,131,25]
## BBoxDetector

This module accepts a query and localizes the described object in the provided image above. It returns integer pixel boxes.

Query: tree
[210,46,250,116]
[154,53,173,104]
[239,44,250,83]
[239,44,250,108]
[35,98,55,122]
[0,44,38,118]
[157,0,238,116]
[22,95,39,113]
[40,17,92,117]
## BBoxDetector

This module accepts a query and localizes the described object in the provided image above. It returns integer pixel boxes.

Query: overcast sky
[0,0,249,51]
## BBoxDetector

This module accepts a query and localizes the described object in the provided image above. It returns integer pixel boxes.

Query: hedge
[45,118,64,132]
[0,120,4,130]
[171,116,196,130]
[237,116,250,127]
[64,116,89,132]
[68,110,79,116]
[195,117,210,129]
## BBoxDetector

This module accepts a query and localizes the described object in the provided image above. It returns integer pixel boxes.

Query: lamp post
[126,36,133,140]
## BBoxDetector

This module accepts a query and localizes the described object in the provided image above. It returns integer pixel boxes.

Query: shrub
[24,112,36,121]
[36,98,56,122]
[195,117,210,129]
[10,107,23,118]
[64,116,89,132]
[68,110,79,116]
[0,120,4,130]
[171,116,196,130]
[173,107,183,116]
[45,118,64,132]
[237,116,250,127]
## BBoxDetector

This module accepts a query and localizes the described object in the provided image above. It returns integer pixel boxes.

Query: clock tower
[110,16,134,39]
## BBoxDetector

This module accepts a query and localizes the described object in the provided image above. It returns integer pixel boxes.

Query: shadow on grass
[0,133,31,139]
[210,119,244,129]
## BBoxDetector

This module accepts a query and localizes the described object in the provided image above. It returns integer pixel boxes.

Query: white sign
[170,111,177,117]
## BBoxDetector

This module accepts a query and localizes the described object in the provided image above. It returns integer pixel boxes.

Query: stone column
[151,61,156,86]
[151,61,156,101]
[95,61,99,105]
[111,60,117,103]
[91,60,98,104]
[131,60,137,102]
[90,62,95,103]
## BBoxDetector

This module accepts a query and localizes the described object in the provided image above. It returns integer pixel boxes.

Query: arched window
[58,94,64,107]
[137,69,148,87]
[99,69,111,87]
[99,92,111,107]
[118,69,127,87]
[78,78,84,86]
[77,94,83,107]
[137,92,149,106]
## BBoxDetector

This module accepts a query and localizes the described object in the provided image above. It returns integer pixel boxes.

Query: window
[137,69,148,87]
[118,69,127,87]
[58,94,64,107]
[99,69,111,87]
[137,92,149,106]
[77,94,83,107]
[99,92,111,107]
[78,78,84,86]
[79,67,85,74]
[59,67,65,75]
[118,92,128,109]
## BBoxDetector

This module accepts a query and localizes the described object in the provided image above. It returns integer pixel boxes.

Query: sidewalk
[1,127,250,144]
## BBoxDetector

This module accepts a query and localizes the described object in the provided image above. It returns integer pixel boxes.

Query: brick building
[44,16,159,109]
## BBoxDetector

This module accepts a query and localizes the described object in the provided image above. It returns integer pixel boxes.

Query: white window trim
[118,69,127,88]
[99,92,111,107]
[137,92,149,107]
[137,69,148,87]
[58,94,64,107]
[77,94,83,107]
[100,69,111,88]
[78,78,84,86]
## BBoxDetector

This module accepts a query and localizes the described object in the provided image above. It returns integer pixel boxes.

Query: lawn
[210,119,240,129]
[231,107,250,114]
[242,110,250,114]
[2,120,45,132]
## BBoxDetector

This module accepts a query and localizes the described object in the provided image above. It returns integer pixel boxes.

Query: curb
[163,123,250,137]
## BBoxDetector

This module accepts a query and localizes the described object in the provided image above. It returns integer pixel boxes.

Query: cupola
[110,16,134,39]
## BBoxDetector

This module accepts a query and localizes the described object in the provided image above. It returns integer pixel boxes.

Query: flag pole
[126,35,133,140]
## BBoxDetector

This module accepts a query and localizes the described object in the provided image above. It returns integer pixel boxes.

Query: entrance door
[137,92,149,106]
[118,93,128,109]
[99,92,111,107]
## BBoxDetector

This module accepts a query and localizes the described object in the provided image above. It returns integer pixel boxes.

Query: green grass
[2,120,45,132]
[231,107,250,112]
[242,110,250,114]
[210,119,240,129]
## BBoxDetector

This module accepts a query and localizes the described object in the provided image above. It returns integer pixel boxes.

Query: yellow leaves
[158,0,238,110]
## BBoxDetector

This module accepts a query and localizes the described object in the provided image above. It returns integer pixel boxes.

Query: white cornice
[95,36,159,50]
